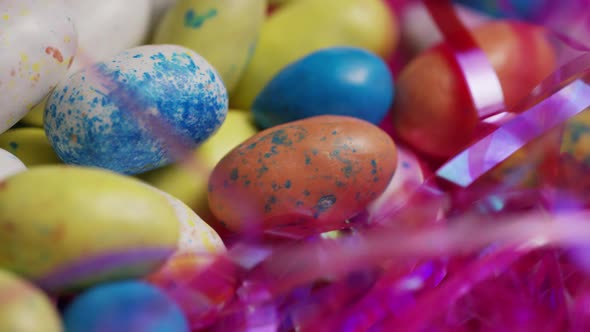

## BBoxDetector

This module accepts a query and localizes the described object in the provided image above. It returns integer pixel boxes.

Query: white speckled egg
[0,0,78,134]
[0,148,26,181]
[44,44,228,175]
[65,0,152,73]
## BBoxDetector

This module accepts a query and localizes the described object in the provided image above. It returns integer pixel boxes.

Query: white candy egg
[0,148,26,181]
[0,0,77,134]
[65,0,152,72]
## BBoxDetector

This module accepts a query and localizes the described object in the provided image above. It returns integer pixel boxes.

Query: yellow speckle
[2,14,9,20]
[19,9,30,16]
[32,63,40,72]
[64,35,71,43]
[20,53,28,62]
[8,80,15,88]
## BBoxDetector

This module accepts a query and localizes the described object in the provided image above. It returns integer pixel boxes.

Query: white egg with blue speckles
[0,0,77,134]
[44,44,228,175]
[0,148,26,181]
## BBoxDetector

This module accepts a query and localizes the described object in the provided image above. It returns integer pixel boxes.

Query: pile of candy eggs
[3,0,590,331]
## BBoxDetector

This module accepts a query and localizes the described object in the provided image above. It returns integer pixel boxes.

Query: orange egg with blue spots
[208,115,397,238]
[252,47,394,128]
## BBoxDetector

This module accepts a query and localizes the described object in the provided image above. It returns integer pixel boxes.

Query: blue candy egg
[252,47,394,129]
[44,44,228,175]
[63,281,189,332]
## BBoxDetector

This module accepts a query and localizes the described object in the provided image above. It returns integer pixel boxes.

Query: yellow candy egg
[153,0,265,93]
[231,0,399,109]
[0,128,61,166]
[0,269,62,332]
[0,166,180,292]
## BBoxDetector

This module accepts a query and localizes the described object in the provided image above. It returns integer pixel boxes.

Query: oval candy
[0,148,26,181]
[0,165,179,292]
[44,44,228,175]
[392,21,556,158]
[253,47,394,129]
[63,281,189,332]
[208,115,398,237]
[230,0,399,109]
[0,128,61,166]
[153,0,265,93]
[0,0,77,134]
[0,269,62,332]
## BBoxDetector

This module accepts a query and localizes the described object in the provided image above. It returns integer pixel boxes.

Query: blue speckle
[184,8,218,29]
[8,142,18,150]
[284,180,292,189]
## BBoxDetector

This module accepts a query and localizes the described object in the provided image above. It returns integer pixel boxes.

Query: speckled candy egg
[63,281,189,332]
[0,269,62,332]
[44,45,228,175]
[0,166,180,292]
[0,128,61,166]
[153,0,265,93]
[392,21,556,158]
[21,0,153,127]
[208,115,398,237]
[0,0,77,134]
[253,47,394,129]
[0,148,26,181]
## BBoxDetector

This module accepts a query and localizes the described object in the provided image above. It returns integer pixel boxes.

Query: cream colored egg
[0,0,77,134]
[0,148,26,181]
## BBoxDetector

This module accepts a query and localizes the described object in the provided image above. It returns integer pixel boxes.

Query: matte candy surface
[44,45,228,175]
[0,270,62,332]
[0,0,77,134]
[0,148,26,181]
[0,128,61,166]
[0,166,179,292]
[153,0,265,93]
[253,47,394,129]
[230,0,399,109]
[392,21,556,158]
[63,281,188,332]
[208,115,397,237]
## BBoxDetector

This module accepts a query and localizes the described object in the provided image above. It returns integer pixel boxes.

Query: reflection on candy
[252,47,394,129]
[63,281,189,332]
[208,115,397,237]
[0,269,62,332]
[0,128,61,166]
[0,0,77,134]
[0,166,179,292]
[230,0,399,109]
[44,45,228,175]
[0,148,26,181]
[153,0,265,93]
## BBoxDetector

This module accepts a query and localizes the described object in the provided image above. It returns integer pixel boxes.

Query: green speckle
[184,8,218,29]
[284,180,292,189]
[230,168,239,181]
[8,142,18,150]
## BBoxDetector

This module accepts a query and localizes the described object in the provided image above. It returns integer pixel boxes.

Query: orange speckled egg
[392,21,556,158]
[208,115,397,237]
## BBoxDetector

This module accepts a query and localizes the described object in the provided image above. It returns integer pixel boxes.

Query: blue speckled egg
[63,281,189,332]
[44,44,228,175]
[252,47,394,129]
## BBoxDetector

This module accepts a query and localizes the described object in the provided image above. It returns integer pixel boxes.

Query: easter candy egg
[0,0,77,134]
[63,281,189,332]
[21,0,153,127]
[253,47,394,129]
[231,0,399,109]
[0,148,26,181]
[0,269,62,332]
[0,128,61,166]
[0,166,179,292]
[140,111,258,219]
[208,115,397,237]
[392,21,556,158]
[153,0,265,93]
[65,0,152,73]
[44,44,228,175]
[154,188,226,255]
